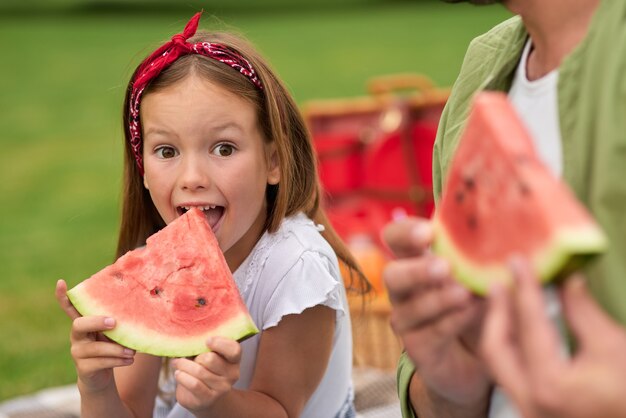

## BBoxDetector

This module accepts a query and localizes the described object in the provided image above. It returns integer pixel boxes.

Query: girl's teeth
[181,205,217,211]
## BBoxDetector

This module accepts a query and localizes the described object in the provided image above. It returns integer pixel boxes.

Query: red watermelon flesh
[433,92,607,295]
[67,208,258,357]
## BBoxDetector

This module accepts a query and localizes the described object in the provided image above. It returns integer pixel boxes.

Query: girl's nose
[179,156,211,191]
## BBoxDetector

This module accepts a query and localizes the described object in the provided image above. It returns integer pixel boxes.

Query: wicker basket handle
[367,73,435,97]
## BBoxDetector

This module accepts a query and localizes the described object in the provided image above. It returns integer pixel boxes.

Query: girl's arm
[75,353,161,418]
[174,305,335,418]
[112,353,162,418]
[56,280,161,418]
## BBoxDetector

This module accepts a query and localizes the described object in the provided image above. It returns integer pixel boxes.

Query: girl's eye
[212,143,235,157]
[155,146,178,159]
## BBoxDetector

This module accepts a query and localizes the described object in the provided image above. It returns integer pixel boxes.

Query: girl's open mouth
[177,205,224,229]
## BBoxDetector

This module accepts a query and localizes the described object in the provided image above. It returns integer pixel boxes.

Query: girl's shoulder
[234,212,341,297]
[260,212,337,271]
[238,213,347,329]
[271,212,334,253]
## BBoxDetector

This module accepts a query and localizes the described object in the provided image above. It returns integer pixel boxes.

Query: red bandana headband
[128,11,263,175]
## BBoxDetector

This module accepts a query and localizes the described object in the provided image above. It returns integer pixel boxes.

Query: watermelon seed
[196,297,207,307]
[150,286,163,296]
[467,215,477,230]
[455,190,465,204]
[519,182,531,196]
[463,176,475,190]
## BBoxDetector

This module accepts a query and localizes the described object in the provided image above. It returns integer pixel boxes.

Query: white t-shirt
[489,38,565,418]
[154,213,354,418]
[508,39,563,177]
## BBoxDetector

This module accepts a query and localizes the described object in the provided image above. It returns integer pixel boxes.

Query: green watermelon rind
[432,217,608,295]
[67,284,259,358]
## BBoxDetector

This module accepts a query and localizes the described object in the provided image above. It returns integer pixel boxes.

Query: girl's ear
[143,175,150,190]
[266,143,281,185]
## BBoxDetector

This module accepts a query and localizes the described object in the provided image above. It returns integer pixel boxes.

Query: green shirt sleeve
[397,351,418,418]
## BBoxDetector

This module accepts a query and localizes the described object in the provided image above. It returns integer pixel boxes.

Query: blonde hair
[117,30,370,294]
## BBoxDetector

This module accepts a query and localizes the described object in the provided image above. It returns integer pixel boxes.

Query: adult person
[382,0,626,417]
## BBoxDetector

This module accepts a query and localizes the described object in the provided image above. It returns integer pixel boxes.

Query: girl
[55,11,369,418]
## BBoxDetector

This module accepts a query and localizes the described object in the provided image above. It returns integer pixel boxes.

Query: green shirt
[398,1,626,416]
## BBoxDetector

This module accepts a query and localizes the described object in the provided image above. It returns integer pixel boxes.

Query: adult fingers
[481,281,526,392]
[561,275,621,350]
[480,281,544,418]
[410,300,483,360]
[509,257,562,370]
[389,280,472,335]
[395,302,489,408]
[381,217,433,259]
[383,254,452,304]
[56,279,81,320]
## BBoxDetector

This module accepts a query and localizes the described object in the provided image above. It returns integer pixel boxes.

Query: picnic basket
[303,73,449,248]
[303,73,450,370]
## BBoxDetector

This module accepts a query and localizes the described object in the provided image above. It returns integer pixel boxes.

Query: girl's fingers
[76,356,135,374]
[175,368,217,400]
[72,340,135,361]
[55,279,81,320]
[175,349,239,386]
[71,316,116,341]
[193,342,240,382]
[174,358,222,386]
[204,337,241,364]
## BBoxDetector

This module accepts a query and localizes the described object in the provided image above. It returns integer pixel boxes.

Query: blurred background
[0,0,510,401]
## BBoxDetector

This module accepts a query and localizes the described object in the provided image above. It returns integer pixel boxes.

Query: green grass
[0,1,511,401]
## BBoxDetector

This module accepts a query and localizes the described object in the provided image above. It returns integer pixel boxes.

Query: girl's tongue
[203,206,224,229]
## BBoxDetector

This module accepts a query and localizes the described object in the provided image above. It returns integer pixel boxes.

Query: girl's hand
[55,279,136,393]
[173,337,241,414]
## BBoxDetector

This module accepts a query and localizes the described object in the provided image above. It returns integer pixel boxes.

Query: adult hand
[382,217,491,416]
[481,258,626,418]
[55,279,136,393]
[173,336,241,414]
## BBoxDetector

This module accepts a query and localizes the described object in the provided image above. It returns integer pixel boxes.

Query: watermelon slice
[433,92,607,295]
[67,208,258,357]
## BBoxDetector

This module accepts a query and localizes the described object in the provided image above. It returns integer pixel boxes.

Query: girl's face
[141,75,280,270]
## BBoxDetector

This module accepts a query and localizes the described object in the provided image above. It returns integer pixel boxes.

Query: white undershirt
[508,39,563,177]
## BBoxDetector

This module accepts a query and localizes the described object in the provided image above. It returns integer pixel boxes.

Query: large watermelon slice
[433,92,607,295]
[67,208,258,357]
